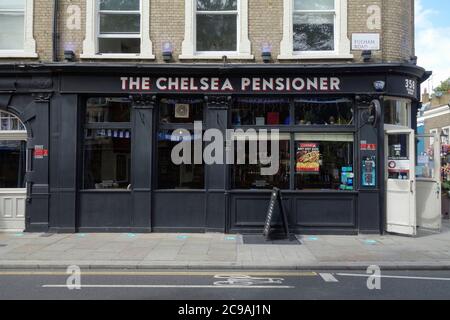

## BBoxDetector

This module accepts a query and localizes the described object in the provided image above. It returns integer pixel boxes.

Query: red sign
[360,143,377,151]
[34,145,48,159]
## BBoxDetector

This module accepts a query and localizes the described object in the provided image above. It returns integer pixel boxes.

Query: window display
[295,98,353,125]
[295,134,354,190]
[232,99,290,126]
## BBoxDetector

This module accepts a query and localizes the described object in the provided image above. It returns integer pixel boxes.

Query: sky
[415,0,450,93]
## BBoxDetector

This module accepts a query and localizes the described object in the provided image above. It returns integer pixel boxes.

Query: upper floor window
[82,0,154,59]
[293,0,335,52]
[98,0,141,54]
[0,0,37,58]
[196,0,237,52]
[181,0,252,60]
[279,0,352,60]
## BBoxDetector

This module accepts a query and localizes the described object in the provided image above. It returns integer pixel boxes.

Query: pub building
[0,62,429,234]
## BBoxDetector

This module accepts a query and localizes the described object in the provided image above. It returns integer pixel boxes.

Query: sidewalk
[0,221,449,270]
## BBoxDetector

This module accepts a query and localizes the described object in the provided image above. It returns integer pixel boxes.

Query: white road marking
[42,284,294,289]
[319,273,339,282]
[337,273,450,282]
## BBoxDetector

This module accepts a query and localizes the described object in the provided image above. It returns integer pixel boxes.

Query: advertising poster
[296,143,320,173]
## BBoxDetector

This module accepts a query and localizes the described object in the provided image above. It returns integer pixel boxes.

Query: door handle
[410,180,414,193]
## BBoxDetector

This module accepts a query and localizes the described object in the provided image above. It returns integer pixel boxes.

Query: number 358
[405,79,416,90]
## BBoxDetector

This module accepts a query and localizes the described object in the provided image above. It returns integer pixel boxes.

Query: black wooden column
[25,92,52,232]
[48,93,78,232]
[356,95,383,234]
[130,95,155,232]
[204,96,230,232]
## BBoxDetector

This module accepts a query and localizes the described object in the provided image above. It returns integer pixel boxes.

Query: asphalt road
[0,269,450,300]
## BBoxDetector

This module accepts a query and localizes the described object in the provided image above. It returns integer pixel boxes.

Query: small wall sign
[352,33,380,50]
[34,145,48,159]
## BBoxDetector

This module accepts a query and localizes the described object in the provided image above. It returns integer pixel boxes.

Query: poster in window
[296,143,320,173]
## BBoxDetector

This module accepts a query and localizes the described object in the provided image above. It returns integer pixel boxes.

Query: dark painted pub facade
[0,63,429,234]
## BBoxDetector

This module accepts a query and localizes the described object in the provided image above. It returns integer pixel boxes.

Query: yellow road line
[0,271,317,277]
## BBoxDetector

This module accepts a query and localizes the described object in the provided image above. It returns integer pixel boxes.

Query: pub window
[159,98,204,124]
[157,99,205,189]
[293,0,336,52]
[196,0,237,52]
[384,98,410,127]
[232,99,291,126]
[83,97,132,190]
[180,0,252,59]
[279,0,351,59]
[294,98,354,126]
[231,133,290,190]
[295,133,354,190]
[0,0,37,57]
[98,0,141,54]
[82,0,154,59]
[0,141,26,188]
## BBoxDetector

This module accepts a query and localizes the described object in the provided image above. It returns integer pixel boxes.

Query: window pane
[197,0,237,11]
[293,13,334,51]
[384,99,410,126]
[0,141,26,188]
[196,14,237,51]
[98,38,140,54]
[157,130,205,189]
[86,97,131,123]
[100,13,140,34]
[416,136,435,179]
[232,139,290,189]
[83,129,131,189]
[99,0,139,11]
[0,0,25,10]
[295,98,354,125]
[232,99,291,126]
[295,137,354,190]
[294,0,334,11]
[0,14,24,50]
[387,134,410,180]
[159,99,204,124]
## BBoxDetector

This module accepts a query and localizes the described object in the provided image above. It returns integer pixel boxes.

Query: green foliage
[434,77,450,94]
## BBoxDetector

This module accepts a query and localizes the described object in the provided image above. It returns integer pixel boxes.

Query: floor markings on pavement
[42,284,294,289]
[336,273,450,282]
[319,273,339,282]
[0,271,317,277]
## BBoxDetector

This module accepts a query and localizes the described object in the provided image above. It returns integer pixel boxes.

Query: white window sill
[0,52,38,58]
[278,53,354,60]
[80,53,155,60]
[179,54,254,60]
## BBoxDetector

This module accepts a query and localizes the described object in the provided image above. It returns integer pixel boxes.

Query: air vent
[174,104,190,119]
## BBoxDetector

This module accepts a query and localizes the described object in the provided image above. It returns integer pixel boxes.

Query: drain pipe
[52,0,59,62]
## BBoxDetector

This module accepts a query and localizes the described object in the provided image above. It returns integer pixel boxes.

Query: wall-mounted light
[362,50,372,62]
[64,50,75,62]
[410,55,418,65]
[261,42,272,63]
[162,41,173,62]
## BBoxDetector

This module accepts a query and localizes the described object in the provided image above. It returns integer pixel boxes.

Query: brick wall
[2,0,416,64]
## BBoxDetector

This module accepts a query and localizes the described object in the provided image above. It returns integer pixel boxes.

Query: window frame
[0,0,37,58]
[155,98,207,191]
[81,0,154,60]
[279,0,352,60]
[230,97,357,192]
[180,0,253,60]
[81,97,133,191]
[195,2,239,55]
[383,97,412,130]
